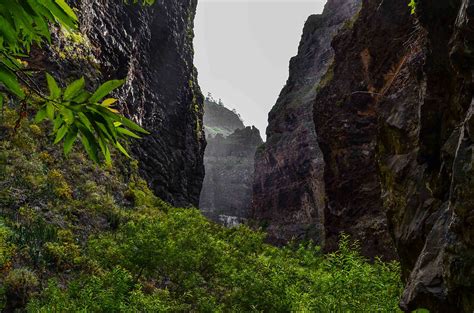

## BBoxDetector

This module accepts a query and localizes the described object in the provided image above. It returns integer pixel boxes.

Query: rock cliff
[252,0,362,246]
[203,98,245,137]
[311,0,474,310]
[74,0,205,207]
[311,0,404,259]
[255,0,474,309]
[200,99,263,225]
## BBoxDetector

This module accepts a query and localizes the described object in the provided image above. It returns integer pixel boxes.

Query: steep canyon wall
[75,0,206,207]
[252,0,362,246]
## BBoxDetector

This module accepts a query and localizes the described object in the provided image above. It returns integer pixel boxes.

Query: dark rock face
[312,0,474,310]
[252,0,361,245]
[76,0,205,207]
[312,0,407,260]
[200,100,262,224]
[377,0,474,311]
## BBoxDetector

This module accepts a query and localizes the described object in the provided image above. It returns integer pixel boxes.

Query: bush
[0,220,14,268]
[84,209,402,312]
[3,268,39,310]
[44,229,83,270]
[27,267,184,312]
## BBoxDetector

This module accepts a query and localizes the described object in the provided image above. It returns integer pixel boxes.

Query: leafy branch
[35,75,149,164]
[0,0,151,164]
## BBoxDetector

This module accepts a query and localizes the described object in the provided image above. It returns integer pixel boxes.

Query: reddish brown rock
[252,0,361,246]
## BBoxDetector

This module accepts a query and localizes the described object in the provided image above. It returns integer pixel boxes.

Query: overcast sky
[194,0,326,137]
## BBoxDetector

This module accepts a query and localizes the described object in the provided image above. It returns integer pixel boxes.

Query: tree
[206,92,215,102]
[0,0,151,164]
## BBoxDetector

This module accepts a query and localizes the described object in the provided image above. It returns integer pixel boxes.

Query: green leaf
[35,107,47,123]
[53,116,63,132]
[63,126,78,155]
[98,137,112,165]
[0,16,18,47]
[38,0,77,29]
[0,66,24,98]
[104,146,112,165]
[60,107,74,125]
[63,77,85,101]
[95,122,115,141]
[72,90,90,103]
[54,124,68,144]
[118,116,149,134]
[46,73,61,99]
[80,135,98,163]
[46,102,55,120]
[89,79,124,103]
[77,112,93,132]
[117,127,141,139]
[115,141,130,158]
[77,124,99,163]
[93,106,149,134]
[54,0,78,21]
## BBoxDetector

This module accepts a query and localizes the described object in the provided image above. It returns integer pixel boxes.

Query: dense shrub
[30,209,403,312]
[3,268,39,310]
[0,219,14,268]
[27,268,184,312]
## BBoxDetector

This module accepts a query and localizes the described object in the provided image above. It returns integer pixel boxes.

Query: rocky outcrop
[75,0,205,207]
[203,98,245,137]
[252,0,361,246]
[200,99,262,225]
[310,0,474,310]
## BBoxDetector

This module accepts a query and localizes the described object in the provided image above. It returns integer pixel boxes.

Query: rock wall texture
[200,100,263,225]
[252,0,361,246]
[311,0,405,259]
[311,0,474,310]
[75,0,205,207]
[377,0,474,311]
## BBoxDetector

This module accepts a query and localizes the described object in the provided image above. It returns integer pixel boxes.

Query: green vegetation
[0,103,404,312]
[409,0,417,14]
[29,223,403,312]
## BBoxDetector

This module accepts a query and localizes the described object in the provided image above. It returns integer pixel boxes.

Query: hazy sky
[194,0,326,137]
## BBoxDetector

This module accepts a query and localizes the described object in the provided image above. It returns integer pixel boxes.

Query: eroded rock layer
[77,0,205,207]
[252,0,361,245]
